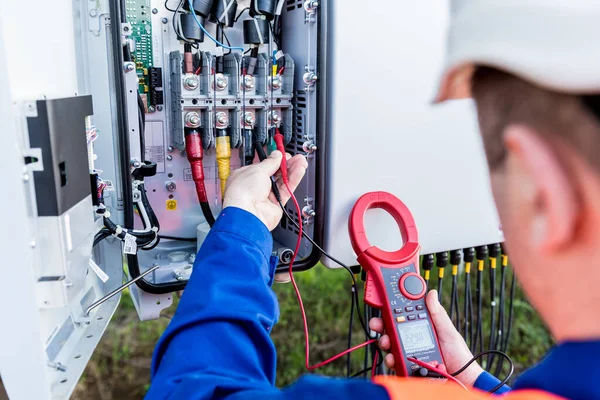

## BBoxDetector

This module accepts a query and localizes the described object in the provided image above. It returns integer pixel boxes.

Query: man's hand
[369,290,484,386]
[223,151,308,231]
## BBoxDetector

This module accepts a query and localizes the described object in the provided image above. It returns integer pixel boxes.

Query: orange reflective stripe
[374,376,565,400]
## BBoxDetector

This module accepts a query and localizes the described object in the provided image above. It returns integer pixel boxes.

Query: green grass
[72,264,552,399]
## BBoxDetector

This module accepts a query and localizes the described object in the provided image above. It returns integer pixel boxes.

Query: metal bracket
[304,0,319,24]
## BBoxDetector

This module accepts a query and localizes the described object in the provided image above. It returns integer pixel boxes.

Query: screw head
[168,146,174,152]
[162,17,168,24]
[243,113,255,126]
[269,111,282,125]
[216,112,228,125]
[185,112,201,128]
[184,75,199,90]
[22,174,30,182]
[166,155,173,161]
[148,106,156,113]
[215,74,227,90]
[270,75,283,90]
[89,8,98,17]
[131,159,142,168]
[242,75,255,91]
[124,63,135,73]
[157,105,163,112]
[152,8,158,14]
[166,181,177,192]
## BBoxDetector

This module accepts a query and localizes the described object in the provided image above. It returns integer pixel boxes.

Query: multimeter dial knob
[399,273,426,300]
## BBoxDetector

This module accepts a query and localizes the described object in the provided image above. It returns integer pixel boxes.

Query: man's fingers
[369,317,385,334]
[255,150,283,176]
[426,290,462,342]
[276,155,308,205]
[378,334,391,351]
[384,353,395,369]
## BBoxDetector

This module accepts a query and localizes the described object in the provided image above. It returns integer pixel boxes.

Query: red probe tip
[274,129,288,183]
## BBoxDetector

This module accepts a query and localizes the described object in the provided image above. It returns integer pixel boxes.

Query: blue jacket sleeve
[473,371,511,394]
[146,207,388,400]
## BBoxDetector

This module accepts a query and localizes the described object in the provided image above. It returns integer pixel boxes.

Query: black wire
[234,7,249,23]
[487,259,498,369]
[502,271,517,352]
[172,0,196,44]
[464,271,473,348]
[346,286,355,377]
[222,29,232,56]
[450,273,458,328]
[473,268,484,354]
[278,201,369,337]
[451,350,514,393]
[160,235,197,242]
[164,0,177,12]
[94,229,112,247]
[493,263,508,376]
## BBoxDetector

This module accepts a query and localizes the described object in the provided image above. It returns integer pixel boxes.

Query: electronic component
[181,12,205,42]
[148,67,164,106]
[209,0,238,27]
[186,0,214,17]
[243,19,270,44]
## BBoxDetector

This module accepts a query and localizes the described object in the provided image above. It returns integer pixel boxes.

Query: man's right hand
[369,290,484,386]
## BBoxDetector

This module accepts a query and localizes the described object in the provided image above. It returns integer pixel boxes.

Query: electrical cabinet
[0,0,500,398]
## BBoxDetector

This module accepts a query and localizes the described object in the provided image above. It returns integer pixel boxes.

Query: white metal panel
[0,0,79,100]
[323,0,502,267]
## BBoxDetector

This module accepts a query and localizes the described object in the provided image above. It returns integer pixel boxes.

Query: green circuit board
[125,0,154,94]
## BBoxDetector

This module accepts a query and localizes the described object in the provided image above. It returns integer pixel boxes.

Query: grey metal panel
[322,0,502,268]
[27,96,94,217]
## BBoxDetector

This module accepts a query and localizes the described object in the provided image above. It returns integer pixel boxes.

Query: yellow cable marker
[478,259,484,271]
[216,135,231,199]
[465,261,471,274]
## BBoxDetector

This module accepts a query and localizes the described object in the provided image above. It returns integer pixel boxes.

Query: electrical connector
[436,252,448,302]
[422,254,435,289]
[449,250,462,328]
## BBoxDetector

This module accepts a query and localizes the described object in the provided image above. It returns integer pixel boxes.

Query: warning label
[183,168,193,182]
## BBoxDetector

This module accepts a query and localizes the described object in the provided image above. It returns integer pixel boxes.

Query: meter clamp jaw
[349,192,446,377]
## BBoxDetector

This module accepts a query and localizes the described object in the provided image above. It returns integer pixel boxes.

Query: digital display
[397,320,435,354]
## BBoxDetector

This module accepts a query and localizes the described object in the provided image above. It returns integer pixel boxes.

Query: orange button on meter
[396,316,406,323]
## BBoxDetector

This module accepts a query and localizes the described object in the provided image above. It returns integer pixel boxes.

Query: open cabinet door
[0,1,126,399]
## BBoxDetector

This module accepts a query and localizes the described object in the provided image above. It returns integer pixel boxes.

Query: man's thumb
[257,150,283,175]
[426,290,457,339]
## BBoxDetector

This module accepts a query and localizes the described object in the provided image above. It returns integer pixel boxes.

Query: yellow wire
[216,135,231,199]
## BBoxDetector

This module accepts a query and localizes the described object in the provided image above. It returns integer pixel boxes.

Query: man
[147,1,600,399]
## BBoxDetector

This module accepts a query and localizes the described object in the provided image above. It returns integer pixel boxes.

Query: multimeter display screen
[397,320,435,354]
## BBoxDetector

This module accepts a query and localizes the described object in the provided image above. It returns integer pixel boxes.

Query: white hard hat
[435,0,600,102]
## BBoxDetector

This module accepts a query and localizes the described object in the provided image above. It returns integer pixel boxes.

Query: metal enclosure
[321,0,502,267]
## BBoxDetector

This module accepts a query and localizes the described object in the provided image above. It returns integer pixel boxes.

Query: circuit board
[125,0,154,94]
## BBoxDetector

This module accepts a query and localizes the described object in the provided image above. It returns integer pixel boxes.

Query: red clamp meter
[349,192,445,377]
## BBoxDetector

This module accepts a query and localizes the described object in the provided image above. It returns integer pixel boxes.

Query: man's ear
[503,125,578,253]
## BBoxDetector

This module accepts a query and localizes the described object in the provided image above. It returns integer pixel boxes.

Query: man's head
[438,1,600,340]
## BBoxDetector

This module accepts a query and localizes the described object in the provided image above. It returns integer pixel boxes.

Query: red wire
[283,179,376,371]
[372,351,378,379]
[407,357,469,391]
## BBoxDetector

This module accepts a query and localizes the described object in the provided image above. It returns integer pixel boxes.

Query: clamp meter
[349,192,446,377]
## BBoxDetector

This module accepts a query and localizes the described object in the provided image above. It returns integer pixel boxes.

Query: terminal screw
[243,112,255,127]
[216,112,229,129]
[214,74,228,91]
[166,181,177,192]
[269,110,282,126]
[183,75,199,91]
[124,62,135,73]
[241,75,255,91]
[269,75,283,90]
[185,112,201,128]
[303,141,317,153]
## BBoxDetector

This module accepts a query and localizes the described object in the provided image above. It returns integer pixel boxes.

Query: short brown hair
[471,67,600,171]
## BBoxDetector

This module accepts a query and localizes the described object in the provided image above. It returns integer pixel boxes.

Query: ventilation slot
[286,0,303,11]
[282,206,301,234]
[287,91,308,155]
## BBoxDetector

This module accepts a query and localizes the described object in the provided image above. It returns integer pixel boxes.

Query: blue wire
[188,0,245,52]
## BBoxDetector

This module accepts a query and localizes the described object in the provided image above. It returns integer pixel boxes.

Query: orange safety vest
[375,376,565,399]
